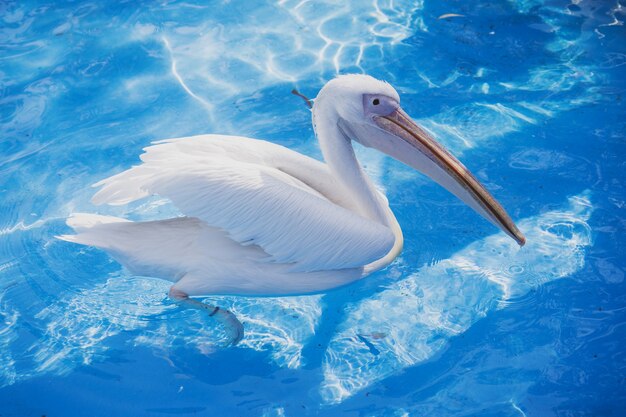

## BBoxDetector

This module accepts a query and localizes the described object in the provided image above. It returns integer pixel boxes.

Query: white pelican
[60,74,525,345]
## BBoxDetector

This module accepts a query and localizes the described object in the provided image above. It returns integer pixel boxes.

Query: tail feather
[57,213,131,244]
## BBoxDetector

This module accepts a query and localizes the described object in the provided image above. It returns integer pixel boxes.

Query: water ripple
[0,0,622,413]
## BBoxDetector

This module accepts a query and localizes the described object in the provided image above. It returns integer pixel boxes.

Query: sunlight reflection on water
[0,0,624,414]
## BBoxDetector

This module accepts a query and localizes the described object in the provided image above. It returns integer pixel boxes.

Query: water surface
[1,0,625,415]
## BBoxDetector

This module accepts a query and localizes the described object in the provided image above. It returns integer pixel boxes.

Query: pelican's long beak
[373,107,525,246]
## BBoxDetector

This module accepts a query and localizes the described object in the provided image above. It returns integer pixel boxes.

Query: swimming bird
[59,74,525,345]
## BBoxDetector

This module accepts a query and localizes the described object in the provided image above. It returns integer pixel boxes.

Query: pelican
[59,74,525,345]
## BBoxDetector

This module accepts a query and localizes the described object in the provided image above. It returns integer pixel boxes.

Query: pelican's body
[60,75,524,343]
[64,134,402,296]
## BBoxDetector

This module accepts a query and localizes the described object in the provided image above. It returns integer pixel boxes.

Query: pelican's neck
[313,104,403,271]
[314,107,387,225]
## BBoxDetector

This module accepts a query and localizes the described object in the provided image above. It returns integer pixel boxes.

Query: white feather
[60,214,364,296]
[90,135,395,273]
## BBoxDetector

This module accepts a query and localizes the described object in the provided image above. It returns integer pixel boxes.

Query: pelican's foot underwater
[169,287,244,346]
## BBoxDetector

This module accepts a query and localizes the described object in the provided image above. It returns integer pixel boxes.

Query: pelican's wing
[91,135,394,272]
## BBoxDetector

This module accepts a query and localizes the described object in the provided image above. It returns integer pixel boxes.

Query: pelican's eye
[363,94,398,118]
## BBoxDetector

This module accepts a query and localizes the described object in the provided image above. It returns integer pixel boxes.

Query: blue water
[1,0,625,415]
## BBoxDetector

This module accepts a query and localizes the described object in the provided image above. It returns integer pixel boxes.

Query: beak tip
[516,234,526,247]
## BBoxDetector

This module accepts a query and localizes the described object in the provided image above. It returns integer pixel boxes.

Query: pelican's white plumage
[64,134,397,296]
[91,136,395,273]
[60,74,524,343]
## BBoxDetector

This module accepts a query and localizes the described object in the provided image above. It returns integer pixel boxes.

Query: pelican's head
[314,74,525,246]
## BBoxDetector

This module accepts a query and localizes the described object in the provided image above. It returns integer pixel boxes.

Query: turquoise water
[1,0,625,415]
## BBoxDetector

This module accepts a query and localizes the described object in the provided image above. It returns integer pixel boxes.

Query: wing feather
[92,135,394,271]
